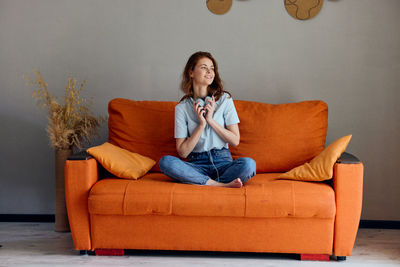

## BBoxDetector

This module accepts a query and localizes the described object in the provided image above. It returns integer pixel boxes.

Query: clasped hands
[193,95,215,125]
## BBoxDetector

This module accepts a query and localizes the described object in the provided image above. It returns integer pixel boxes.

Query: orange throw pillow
[277,135,352,181]
[87,142,156,179]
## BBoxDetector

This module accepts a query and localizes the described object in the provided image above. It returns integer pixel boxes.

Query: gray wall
[1,0,399,220]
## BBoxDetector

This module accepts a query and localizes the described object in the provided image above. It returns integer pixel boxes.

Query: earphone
[195,96,213,107]
[195,96,213,117]
[195,98,205,107]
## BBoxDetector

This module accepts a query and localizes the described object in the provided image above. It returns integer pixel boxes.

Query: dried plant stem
[26,68,105,151]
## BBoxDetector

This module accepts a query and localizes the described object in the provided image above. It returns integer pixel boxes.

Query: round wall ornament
[207,0,233,15]
[285,0,324,20]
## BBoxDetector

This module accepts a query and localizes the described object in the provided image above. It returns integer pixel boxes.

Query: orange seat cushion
[88,173,335,219]
[231,100,328,172]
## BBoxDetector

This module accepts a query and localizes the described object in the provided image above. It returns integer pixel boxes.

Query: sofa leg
[80,250,95,256]
[95,249,125,256]
[337,256,347,261]
[300,254,330,261]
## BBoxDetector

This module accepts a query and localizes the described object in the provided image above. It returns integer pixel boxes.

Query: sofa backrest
[108,98,328,173]
[108,98,177,172]
[231,100,328,172]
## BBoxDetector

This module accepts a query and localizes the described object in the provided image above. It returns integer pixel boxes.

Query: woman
[159,51,256,188]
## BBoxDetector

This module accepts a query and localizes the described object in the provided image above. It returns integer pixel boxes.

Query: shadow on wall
[0,113,55,214]
[275,81,301,104]
[237,79,308,104]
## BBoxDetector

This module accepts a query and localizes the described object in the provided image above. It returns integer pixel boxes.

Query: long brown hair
[179,51,231,102]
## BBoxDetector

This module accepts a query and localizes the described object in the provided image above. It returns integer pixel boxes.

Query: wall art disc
[207,0,233,15]
[285,0,324,20]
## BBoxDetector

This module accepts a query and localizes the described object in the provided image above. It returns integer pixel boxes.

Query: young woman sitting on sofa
[159,51,256,188]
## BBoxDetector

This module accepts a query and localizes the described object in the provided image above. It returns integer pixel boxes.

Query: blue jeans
[159,148,256,185]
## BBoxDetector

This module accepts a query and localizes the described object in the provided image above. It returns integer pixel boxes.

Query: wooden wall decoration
[206,0,325,20]
[285,0,324,20]
[207,0,233,15]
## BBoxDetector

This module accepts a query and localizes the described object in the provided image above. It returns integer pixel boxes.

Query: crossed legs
[159,156,256,188]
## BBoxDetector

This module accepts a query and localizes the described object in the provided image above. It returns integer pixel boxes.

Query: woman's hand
[204,95,215,122]
[193,101,207,126]
[176,101,208,158]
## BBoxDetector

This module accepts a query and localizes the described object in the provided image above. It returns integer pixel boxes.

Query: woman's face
[190,57,215,97]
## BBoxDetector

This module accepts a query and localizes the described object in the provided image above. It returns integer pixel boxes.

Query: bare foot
[205,178,243,188]
[226,178,243,188]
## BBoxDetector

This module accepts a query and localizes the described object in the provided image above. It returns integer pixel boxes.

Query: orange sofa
[65,98,364,260]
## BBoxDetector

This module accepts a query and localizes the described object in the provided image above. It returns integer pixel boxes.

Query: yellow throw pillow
[277,135,352,181]
[87,142,156,179]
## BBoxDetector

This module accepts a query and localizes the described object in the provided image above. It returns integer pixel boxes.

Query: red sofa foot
[300,254,330,261]
[95,249,125,256]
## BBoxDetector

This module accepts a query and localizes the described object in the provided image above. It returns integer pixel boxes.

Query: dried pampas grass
[25,68,106,151]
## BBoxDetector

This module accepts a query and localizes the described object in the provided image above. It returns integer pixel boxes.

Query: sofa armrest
[67,150,91,161]
[65,154,99,251]
[333,152,364,257]
[336,152,360,164]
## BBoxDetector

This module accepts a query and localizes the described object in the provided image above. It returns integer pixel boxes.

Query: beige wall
[0,0,399,220]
